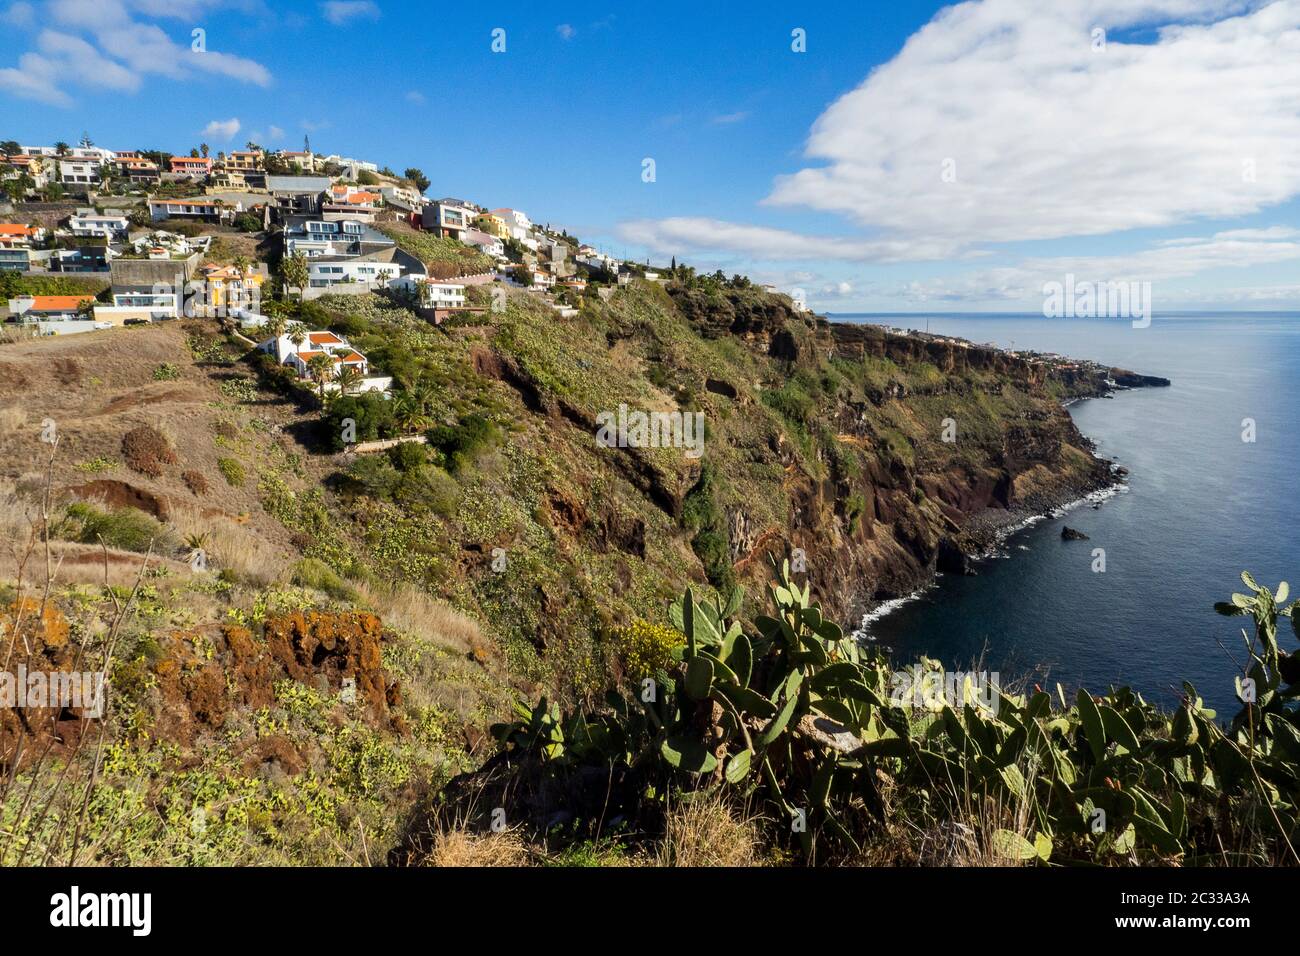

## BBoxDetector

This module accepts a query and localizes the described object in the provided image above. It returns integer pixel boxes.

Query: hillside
[0,281,1186,865]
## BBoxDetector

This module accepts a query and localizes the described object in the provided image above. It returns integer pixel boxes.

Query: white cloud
[2,2,36,26]
[888,228,1300,303]
[0,0,272,104]
[268,124,284,140]
[617,217,964,263]
[405,89,425,104]
[765,0,1300,248]
[710,111,750,125]
[322,1,378,25]
[556,23,575,40]
[201,117,240,139]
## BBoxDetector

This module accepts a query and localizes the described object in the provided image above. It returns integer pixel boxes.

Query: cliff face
[661,285,1165,625]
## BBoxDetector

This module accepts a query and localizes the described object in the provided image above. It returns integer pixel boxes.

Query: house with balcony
[197,263,269,313]
[307,258,404,292]
[169,156,214,177]
[147,197,236,224]
[58,159,101,186]
[421,200,475,239]
[283,217,395,258]
[66,209,130,240]
[114,157,160,183]
[227,150,263,171]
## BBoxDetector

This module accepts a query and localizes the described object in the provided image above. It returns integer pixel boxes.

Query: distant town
[0,136,810,397]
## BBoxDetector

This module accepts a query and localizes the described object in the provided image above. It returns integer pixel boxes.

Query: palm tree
[334,364,364,397]
[306,353,335,401]
[409,377,437,415]
[286,321,308,355]
[391,393,428,435]
[264,312,287,341]
[54,141,69,157]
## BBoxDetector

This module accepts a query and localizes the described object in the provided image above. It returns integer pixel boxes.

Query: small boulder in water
[1061,526,1090,541]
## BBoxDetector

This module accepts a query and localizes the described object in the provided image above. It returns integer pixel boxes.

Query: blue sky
[2,0,1298,311]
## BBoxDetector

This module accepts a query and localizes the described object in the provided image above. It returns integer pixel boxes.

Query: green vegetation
[62,502,175,553]
[483,563,1300,865]
[217,457,246,487]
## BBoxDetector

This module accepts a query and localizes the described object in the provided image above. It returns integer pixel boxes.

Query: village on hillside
[1,136,799,398]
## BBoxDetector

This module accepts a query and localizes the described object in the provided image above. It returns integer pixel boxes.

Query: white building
[307,259,403,289]
[490,207,533,241]
[67,209,129,239]
[59,160,101,185]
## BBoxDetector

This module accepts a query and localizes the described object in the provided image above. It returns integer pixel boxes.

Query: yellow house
[228,150,263,171]
[474,212,508,239]
[199,263,267,311]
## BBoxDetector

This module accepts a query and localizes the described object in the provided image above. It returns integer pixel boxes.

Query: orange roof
[0,224,37,236]
[26,295,95,310]
[307,331,343,345]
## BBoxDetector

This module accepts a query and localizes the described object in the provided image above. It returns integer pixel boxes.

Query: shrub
[152,363,180,381]
[217,457,245,487]
[121,424,177,478]
[182,470,210,496]
[324,394,394,451]
[427,413,501,474]
[394,464,459,514]
[291,558,357,601]
[66,502,174,553]
[388,441,427,471]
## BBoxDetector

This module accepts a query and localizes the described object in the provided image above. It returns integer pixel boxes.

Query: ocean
[829,312,1300,713]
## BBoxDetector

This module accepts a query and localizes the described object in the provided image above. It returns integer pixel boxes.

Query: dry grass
[0,405,27,435]
[354,579,489,658]
[656,791,763,866]
[425,827,532,867]
[166,504,289,586]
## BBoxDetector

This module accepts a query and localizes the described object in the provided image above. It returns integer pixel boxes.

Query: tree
[263,311,288,341]
[403,167,430,193]
[391,393,429,435]
[0,140,20,158]
[306,353,335,401]
[357,169,379,186]
[334,363,364,397]
[286,321,308,354]
[279,253,309,299]
[54,142,70,157]
[199,143,210,158]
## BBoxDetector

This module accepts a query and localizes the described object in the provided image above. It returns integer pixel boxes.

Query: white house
[67,209,129,240]
[59,160,101,185]
[256,328,390,395]
[148,198,236,223]
[307,259,403,289]
[392,276,467,310]
[461,228,503,258]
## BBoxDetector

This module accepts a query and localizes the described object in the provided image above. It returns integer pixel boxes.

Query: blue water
[830,313,1300,713]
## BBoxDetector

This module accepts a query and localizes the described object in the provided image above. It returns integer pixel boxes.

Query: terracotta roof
[0,224,37,236]
[307,331,343,345]
[24,295,96,310]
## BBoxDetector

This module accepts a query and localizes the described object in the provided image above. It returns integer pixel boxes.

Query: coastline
[850,392,1129,642]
